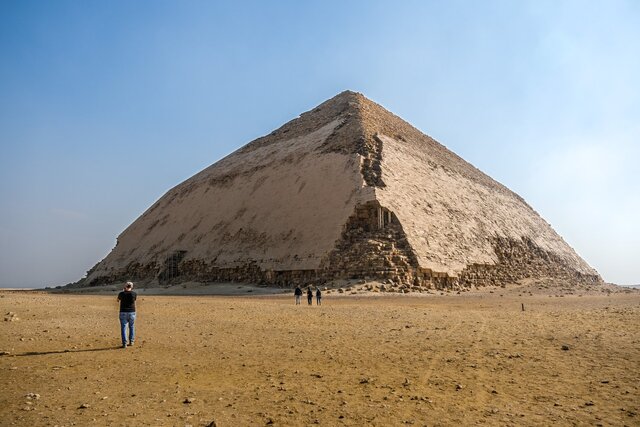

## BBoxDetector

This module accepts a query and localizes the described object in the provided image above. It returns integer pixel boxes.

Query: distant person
[117,281,137,349]
[316,287,322,305]
[294,285,302,305]
[307,286,313,305]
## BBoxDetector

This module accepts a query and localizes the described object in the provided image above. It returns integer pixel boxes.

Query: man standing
[117,282,137,349]
[294,285,302,305]
[315,287,322,306]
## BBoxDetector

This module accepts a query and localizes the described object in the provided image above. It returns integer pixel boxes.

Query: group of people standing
[294,285,321,305]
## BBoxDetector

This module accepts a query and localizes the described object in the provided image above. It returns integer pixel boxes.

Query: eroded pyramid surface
[80,91,601,288]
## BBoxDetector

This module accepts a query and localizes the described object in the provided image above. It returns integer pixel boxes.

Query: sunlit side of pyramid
[79,91,601,288]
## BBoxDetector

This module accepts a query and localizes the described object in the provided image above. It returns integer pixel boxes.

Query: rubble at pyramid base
[80,252,601,291]
[80,202,601,290]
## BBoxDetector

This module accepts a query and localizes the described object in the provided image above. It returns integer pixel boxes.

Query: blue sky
[1,0,638,287]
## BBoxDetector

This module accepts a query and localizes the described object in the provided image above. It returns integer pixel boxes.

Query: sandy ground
[1,285,639,426]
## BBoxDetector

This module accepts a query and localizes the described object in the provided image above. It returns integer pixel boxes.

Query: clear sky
[1,0,638,287]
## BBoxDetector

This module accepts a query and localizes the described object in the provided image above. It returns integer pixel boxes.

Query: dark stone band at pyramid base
[78,235,601,291]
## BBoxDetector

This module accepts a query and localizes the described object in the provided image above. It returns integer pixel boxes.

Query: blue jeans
[119,312,136,345]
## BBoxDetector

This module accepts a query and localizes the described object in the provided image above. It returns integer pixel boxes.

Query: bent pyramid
[81,91,601,288]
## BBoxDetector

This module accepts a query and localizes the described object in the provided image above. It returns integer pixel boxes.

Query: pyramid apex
[334,89,363,98]
[310,89,368,109]
[329,89,370,104]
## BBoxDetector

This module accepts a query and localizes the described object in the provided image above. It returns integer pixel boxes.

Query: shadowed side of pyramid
[77,91,602,289]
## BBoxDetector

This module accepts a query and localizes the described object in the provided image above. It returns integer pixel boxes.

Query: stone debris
[4,312,18,321]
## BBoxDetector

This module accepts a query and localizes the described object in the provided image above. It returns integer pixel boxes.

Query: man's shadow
[12,346,124,357]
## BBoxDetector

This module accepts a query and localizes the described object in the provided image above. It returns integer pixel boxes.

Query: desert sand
[1,283,638,426]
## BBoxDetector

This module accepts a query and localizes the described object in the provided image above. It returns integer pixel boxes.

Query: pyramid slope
[81,91,600,287]
[376,134,595,276]
[85,116,372,283]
